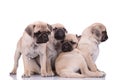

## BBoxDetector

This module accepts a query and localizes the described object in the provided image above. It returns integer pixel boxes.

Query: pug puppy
[46,23,67,76]
[55,34,105,78]
[77,23,108,72]
[26,23,68,76]
[10,21,52,77]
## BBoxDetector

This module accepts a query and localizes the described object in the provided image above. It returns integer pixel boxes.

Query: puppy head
[61,34,81,52]
[83,23,108,42]
[91,23,108,42]
[52,23,67,40]
[25,21,52,44]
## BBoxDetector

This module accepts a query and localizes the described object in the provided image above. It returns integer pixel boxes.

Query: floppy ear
[91,28,100,37]
[47,24,53,32]
[63,28,68,33]
[76,34,81,41]
[25,24,35,37]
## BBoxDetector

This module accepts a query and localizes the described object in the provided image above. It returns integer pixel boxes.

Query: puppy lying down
[55,34,105,78]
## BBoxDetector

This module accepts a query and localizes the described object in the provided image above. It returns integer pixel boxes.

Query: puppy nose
[63,42,70,48]
[105,35,108,40]
[62,42,73,52]
[42,33,47,38]
[41,33,49,41]
[36,33,49,44]
[101,31,108,42]
[57,29,64,35]
[54,29,65,40]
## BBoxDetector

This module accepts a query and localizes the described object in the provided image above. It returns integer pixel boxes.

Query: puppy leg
[22,58,41,78]
[58,69,85,78]
[86,71,105,78]
[40,53,48,77]
[22,54,41,78]
[29,58,41,75]
[82,67,105,78]
[10,48,21,75]
[82,53,98,72]
[46,51,55,76]
[22,55,31,78]
[80,58,105,78]
[46,57,54,76]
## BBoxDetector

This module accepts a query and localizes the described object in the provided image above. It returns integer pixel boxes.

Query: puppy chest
[26,44,46,58]
[32,44,46,52]
[91,47,99,62]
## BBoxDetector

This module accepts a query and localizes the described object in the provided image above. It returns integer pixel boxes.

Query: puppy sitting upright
[26,23,68,76]
[46,23,67,76]
[10,21,52,77]
[77,23,108,72]
[55,34,105,78]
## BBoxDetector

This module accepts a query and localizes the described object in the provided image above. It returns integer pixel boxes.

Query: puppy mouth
[54,29,65,40]
[36,33,49,44]
[62,42,73,52]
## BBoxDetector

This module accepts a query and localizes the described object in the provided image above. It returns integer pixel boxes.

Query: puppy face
[61,34,81,52]
[52,23,67,40]
[101,30,108,42]
[91,23,108,42]
[25,21,52,44]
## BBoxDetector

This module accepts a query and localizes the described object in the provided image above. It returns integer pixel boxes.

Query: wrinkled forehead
[34,24,49,33]
[65,34,78,42]
[92,23,106,31]
[52,23,64,29]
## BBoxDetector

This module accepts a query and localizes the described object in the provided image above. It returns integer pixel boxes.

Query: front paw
[100,71,106,77]
[41,72,48,77]
[10,71,16,75]
[22,74,31,78]
[96,71,106,78]
[47,71,55,77]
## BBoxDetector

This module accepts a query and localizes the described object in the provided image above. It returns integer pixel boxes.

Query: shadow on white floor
[0,60,105,80]
[9,75,105,80]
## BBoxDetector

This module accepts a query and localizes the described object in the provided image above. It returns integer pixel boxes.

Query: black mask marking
[101,31,108,42]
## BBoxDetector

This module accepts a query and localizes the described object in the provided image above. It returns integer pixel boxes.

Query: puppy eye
[46,31,51,35]
[102,31,107,34]
[53,27,57,31]
[70,41,76,44]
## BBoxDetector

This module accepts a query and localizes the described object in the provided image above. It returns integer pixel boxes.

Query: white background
[0,0,119,80]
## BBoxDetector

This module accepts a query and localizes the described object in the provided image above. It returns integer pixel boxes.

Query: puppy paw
[22,74,31,78]
[10,72,16,75]
[100,72,106,78]
[41,72,48,77]
[47,71,55,77]
[96,71,106,78]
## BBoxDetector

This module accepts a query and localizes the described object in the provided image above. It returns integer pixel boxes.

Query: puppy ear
[25,24,35,36]
[76,34,81,41]
[47,24,53,32]
[63,28,68,33]
[91,28,100,37]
